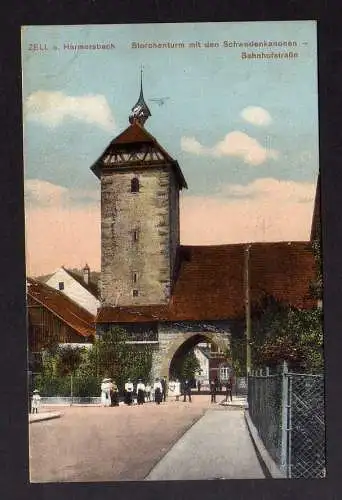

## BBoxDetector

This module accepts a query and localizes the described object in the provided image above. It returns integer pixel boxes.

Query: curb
[244,410,285,479]
[219,400,248,409]
[29,412,62,424]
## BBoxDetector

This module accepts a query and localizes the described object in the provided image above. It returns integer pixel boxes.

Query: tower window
[133,289,139,297]
[131,177,140,193]
[133,272,138,284]
[58,282,64,291]
[133,229,139,242]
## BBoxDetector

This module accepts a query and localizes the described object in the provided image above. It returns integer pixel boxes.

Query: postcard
[21,21,323,482]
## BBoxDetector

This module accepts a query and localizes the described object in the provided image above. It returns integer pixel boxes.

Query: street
[29,396,211,482]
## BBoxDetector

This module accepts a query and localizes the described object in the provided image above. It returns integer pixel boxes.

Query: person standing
[161,376,167,402]
[110,380,119,406]
[174,378,181,401]
[197,380,201,393]
[145,382,151,402]
[210,379,217,403]
[153,378,163,405]
[226,376,233,402]
[101,378,112,407]
[183,379,192,402]
[124,378,134,405]
[136,379,146,405]
[31,389,41,414]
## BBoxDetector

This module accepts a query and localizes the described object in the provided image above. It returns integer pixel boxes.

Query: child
[31,389,41,414]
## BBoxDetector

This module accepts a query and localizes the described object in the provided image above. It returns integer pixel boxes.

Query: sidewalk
[29,412,61,423]
[145,407,264,480]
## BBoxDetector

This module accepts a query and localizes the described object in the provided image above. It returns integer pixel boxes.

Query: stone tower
[91,74,187,307]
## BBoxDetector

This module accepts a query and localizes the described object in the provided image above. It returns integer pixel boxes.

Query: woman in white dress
[124,378,134,405]
[101,378,112,407]
[136,379,146,405]
[145,383,151,402]
[168,379,181,401]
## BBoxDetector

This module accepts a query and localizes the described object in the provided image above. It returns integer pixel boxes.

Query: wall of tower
[169,169,180,282]
[101,168,175,306]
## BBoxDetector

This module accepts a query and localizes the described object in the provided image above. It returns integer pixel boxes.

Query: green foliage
[55,345,83,376]
[34,327,153,396]
[87,327,152,390]
[251,297,324,373]
[170,348,201,381]
[230,334,247,377]
[310,235,323,300]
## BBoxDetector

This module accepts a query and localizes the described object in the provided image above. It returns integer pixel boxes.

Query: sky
[21,21,319,276]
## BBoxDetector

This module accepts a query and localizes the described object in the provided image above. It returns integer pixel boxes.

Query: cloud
[25,179,100,208]
[24,179,101,276]
[24,177,315,277]
[180,178,315,245]
[240,106,272,126]
[24,91,115,131]
[180,136,207,155]
[181,131,278,165]
[220,178,315,203]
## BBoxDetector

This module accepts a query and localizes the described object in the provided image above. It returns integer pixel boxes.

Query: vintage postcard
[22,21,323,482]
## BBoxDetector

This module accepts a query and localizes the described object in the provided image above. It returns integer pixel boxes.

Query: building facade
[46,266,100,315]
[92,78,317,382]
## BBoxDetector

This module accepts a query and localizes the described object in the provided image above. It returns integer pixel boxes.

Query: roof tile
[96,242,316,323]
[27,278,95,337]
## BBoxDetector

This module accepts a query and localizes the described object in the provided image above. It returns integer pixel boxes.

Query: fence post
[287,373,292,479]
[280,360,289,476]
[70,374,73,406]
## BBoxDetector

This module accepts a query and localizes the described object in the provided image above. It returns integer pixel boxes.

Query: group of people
[209,377,233,403]
[101,376,169,407]
[100,377,120,407]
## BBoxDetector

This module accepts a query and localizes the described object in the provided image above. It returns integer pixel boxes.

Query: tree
[230,334,247,377]
[55,345,83,376]
[310,228,323,301]
[87,327,153,390]
[170,348,201,382]
[251,297,323,373]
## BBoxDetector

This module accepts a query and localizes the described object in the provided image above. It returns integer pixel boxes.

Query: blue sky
[21,21,319,275]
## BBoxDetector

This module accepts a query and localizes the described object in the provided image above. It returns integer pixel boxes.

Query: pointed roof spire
[129,66,151,126]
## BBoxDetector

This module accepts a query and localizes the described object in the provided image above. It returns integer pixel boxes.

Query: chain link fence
[247,363,325,478]
[248,371,282,465]
[290,374,325,478]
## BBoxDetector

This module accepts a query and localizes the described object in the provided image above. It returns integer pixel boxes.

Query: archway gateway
[158,331,231,381]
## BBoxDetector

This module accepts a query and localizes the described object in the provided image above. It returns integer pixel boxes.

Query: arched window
[131,177,139,193]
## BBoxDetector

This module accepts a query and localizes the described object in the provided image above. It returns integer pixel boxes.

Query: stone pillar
[150,346,163,382]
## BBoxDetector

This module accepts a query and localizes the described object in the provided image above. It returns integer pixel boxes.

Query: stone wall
[151,320,234,380]
[169,168,180,283]
[101,167,178,307]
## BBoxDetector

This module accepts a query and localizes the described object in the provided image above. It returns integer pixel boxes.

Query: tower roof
[129,68,151,126]
[91,120,188,189]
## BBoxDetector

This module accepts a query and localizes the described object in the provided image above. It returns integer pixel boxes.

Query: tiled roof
[96,242,316,324]
[90,121,187,189]
[62,267,100,299]
[27,278,95,338]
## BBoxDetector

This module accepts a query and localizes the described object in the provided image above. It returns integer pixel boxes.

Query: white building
[46,265,100,315]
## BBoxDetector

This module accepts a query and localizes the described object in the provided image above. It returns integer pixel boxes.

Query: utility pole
[245,243,252,376]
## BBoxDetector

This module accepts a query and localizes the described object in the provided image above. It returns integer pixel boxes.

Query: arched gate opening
[159,332,232,391]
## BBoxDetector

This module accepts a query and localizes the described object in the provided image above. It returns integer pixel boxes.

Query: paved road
[146,408,264,480]
[29,397,211,482]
